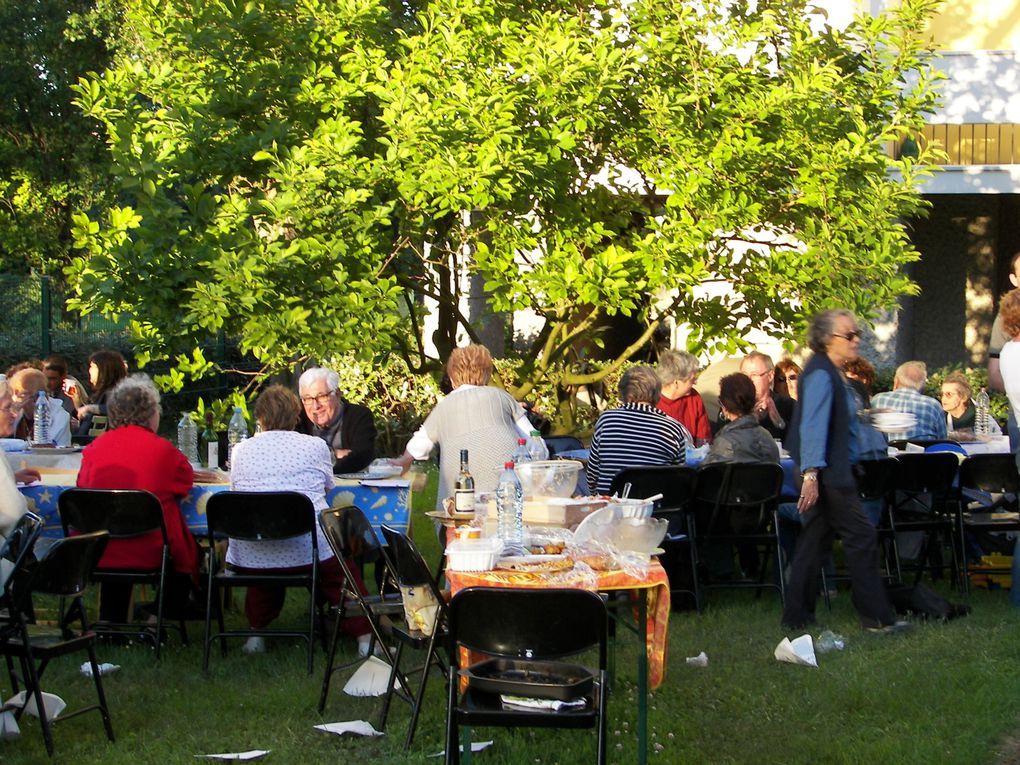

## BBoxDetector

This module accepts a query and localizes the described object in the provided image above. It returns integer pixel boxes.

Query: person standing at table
[393,345,532,508]
[9,367,72,446]
[656,350,711,445]
[76,374,199,623]
[782,309,907,634]
[297,367,377,474]
[588,365,690,496]
[229,385,373,656]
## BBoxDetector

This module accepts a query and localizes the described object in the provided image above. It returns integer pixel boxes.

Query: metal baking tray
[465,658,593,700]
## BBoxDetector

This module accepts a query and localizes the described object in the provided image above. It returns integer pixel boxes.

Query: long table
[19,477,411,543]
[447,561,669,765]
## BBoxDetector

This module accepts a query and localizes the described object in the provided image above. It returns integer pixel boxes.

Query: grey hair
[657,350,698,385]
[619,365,662,404]
[894,361,927,391]
[741,350,774,372]
[107,374,161,429]
[806,309,856,354]
[298,367,340,394]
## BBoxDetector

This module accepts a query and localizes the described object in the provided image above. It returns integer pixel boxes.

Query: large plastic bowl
[514,460,582,498]
[612,516,669,554]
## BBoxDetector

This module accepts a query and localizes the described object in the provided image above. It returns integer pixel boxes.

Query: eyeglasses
[833,330,862,342]
[0,404,19,414]
[300,390,336,407]
[776,373,799,383]
[745,369,771,379]
[940,390,961,398]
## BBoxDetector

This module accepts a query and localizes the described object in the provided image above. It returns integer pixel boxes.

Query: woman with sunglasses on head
[774,359,802,401]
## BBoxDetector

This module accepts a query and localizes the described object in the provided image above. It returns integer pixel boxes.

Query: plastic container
[816,630,846,654]
[975,388,991,436]
[606,498,654,519]
[527,431,550,462]
[177,412,199,465]
[33,391,50,445]
[514,460,582,498]
[512,438,532,465]
[496,462,525,553]
[445,537,504,572]
[226,406,248,468]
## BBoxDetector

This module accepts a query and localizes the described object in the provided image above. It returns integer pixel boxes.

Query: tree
[0,0,120,278]
[70,0,942,425]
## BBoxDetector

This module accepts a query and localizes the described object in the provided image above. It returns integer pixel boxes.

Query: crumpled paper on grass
[314,720,383,737]
[80,661,120,677]
[430,740,494,757]
[0,710,19,740]
[685,651,708,667]
[343,655,406,697]
[774,635,817,668]
[4,690,65,719]
[194,750,270,760]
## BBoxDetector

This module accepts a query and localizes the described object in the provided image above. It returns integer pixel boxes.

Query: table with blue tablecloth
[20,477,411,543]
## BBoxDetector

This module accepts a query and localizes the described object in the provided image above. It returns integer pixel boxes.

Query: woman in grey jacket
[704,373,780,465]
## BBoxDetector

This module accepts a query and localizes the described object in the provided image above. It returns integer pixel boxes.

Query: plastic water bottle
[226,406,248,468]
[495,461,525,554]
[511,437,532,465]
[177,412,199,465]
[815,630,846,654]
[975,387,991,436]
[33,390,50,445]
[527,430,549,462]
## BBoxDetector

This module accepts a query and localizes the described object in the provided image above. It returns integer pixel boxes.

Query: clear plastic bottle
[975,387,991,437]
[527,430,549,462]
[177,412,199,465]
[33,390,50,445]
[511,437,532,465]
[226,406,249,468]
[815,630,846,654]
[495,461,525,554]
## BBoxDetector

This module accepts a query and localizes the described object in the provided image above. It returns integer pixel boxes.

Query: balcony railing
[892,123,1020,165]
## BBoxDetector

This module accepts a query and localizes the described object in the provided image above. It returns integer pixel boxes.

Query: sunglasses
[776,373,799,383]
[833,330,862,342]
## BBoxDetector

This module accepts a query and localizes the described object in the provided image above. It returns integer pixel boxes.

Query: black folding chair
[317,506,403,713]
[884,452,962,587]
[203,491,324,674]
[690,462,786,606]
[445,587,609,765]
[58,488,187,659]
[0,531,114,756]
[957,454,1020,594]
[543,436,584,458]
[379,525,449,750]
[609,465,699,608]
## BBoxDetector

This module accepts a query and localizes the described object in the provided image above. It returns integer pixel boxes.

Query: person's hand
[797,477,819,514]
[334,448,352,460]
[15,468,41,484]
[76,404,96,419]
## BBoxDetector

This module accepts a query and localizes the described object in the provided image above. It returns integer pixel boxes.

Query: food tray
[466,658,593,701]
[445,537,503,571]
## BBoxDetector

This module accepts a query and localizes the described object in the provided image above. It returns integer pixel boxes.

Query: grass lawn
[4,466,1020,764]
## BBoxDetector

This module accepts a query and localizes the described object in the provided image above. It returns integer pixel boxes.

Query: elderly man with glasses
[297,367,377,474]
[737,350,795,443]
[9,367,72,446]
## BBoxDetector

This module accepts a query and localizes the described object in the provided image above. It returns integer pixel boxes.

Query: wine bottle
[454,449,475,513]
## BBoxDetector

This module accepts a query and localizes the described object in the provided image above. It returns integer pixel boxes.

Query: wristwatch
[802,470,818,482]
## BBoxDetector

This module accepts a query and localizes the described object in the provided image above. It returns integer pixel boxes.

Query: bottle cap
[504,461,514,469]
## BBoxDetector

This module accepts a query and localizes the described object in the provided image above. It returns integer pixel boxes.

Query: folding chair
[0,531,114,756]
[58,488,187,659]
[445,587,609,765]
[690,462,785,606]
[317,506,403,712]
[379,525,449,750]
[203,491,324,674]
[957,453,1020,594]
[884,452,962,587]
[609,465,699,608]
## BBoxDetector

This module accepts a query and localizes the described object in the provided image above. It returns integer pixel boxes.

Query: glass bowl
[514,460,582,498]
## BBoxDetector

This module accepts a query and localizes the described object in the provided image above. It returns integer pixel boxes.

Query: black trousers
[781,479,896,628]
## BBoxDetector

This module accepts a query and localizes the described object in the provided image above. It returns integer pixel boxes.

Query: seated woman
[76,375,199,623]
[0,379,40,537]
[588,365,691,495]
[228,385,373,656]
[394,345,533,508]
[9,368,73,446]
[76,349,128,437]
[941,371,1001,436]
[774,359,802,401]
[656,350,711,445]
[703,373,780,465]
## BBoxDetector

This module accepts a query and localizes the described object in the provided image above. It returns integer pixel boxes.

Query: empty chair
[58,488,189,658]
[379,525,449,750]
[445,587,609,765]
[203,491,325,673]
[317,506,403,712]
[884,452,962,587]
[690,462,786,605]
[957,454,1020,593]
[0,531,114,756]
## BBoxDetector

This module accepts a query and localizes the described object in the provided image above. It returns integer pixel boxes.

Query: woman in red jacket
[77,374,198,622]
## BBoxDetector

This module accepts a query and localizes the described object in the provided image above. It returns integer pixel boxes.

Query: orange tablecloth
[447,561,670,689]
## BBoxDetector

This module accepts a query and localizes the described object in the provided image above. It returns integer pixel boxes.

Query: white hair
[298,367,339,393]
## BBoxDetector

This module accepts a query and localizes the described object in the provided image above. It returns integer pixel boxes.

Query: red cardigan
[77,424,198,575]
[657,390,711,443]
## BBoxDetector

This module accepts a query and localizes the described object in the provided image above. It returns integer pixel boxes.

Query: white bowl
[612,517,669,553]
[606,498,654,519]
[514,460,582,498]
[445,537,504,572]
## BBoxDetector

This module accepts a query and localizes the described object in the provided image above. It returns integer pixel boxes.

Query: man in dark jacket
[782,309,907,634]
[297,367,376,473]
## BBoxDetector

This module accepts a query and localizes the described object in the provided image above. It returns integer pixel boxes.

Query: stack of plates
[870,411,917,433]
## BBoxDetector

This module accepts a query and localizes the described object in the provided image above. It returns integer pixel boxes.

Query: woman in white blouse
[228,385,372,655]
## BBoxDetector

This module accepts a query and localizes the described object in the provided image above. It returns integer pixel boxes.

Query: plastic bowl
[606,498,654,519]
[612,516,669,554]
[514,460,582,498]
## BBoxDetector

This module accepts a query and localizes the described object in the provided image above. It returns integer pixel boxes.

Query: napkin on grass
[314,720,383,737]
[774,635,817,668]
[194,750,270,760]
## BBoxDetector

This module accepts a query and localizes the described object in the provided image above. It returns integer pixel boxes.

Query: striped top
[587,403,690,495]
